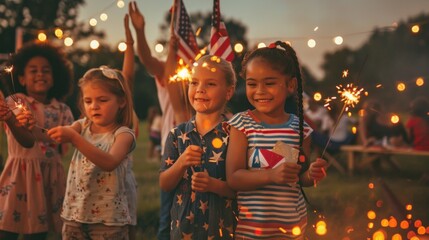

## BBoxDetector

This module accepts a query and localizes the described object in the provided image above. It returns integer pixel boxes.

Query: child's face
[82,82,125,130]
[245,58,295,115]
[18,56,53,98]
[189,64,233,114]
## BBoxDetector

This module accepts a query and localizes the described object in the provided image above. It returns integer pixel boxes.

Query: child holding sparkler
[47,66,135,239]
[159,55,237,239]
[0,42,74,240]
[226,41,328,239]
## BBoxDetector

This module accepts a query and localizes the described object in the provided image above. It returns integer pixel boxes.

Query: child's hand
[308,158,328,181]
[191,170,211,192]
[0,99,12,121]
[47,126,76,143]
[124,14,134,44]
[15,109,35,130]
[178,145,202,169]
[271,162,302,185]
[128,1,145,31]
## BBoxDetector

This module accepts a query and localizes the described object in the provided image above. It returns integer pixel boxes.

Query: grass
[1,121,429,239]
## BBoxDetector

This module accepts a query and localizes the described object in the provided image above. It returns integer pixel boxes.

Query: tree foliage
[311,13,429,112]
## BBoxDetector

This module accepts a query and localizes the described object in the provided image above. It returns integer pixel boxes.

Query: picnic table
[340,145,429,175]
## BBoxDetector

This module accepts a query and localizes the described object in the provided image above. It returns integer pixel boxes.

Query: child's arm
[122,13,135,89]
[128,1,165,80]
[159,145,202,191]
[47,126,134,171]
[192,171,236,198]
[226,127,302,191]
[0,99,35,148]
[163,34,191,124]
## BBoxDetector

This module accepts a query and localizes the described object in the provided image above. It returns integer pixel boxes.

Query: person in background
[0,42,74,240]
[122,12,140,240]
[159,55,237,239]
[47,66,135,239]
[147,105,162,159]
[128,2,191,239]
[226,41,327,239]
[406,96,429,151]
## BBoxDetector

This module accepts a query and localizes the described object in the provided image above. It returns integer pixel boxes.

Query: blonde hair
[193,55,237,88]
[78,66,134,129]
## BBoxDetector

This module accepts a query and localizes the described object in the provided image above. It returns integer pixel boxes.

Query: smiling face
[188,64,233,115]
[82,82,125,132]
[245,57,296,117]
[18,56,53,102]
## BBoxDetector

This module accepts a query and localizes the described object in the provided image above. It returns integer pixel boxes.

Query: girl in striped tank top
[226,41,328,239]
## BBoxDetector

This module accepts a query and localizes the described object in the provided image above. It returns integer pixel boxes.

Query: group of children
[0,3,329,240]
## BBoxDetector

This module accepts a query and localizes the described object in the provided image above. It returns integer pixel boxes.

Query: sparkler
[4,65,20,103]
[321,75,364,159]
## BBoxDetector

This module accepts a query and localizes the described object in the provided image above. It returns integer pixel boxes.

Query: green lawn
[1,121,429,239]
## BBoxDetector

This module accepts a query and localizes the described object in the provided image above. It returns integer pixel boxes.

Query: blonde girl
[47,66,135,239]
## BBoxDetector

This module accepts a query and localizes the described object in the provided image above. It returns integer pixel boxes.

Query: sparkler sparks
[321,70,365,159]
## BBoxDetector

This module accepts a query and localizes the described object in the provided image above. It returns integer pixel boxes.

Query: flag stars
[209,151,224,164]
[186,211,194,223]
[176,194,183,205]
[178,131,190,144]
[199,200,208,214]
[165,157,174,166]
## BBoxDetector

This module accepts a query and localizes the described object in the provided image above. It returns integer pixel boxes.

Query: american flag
[174,0,199,66]
[209,0,234,62]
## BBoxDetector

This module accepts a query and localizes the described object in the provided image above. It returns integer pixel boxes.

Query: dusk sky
[78,0,429,79]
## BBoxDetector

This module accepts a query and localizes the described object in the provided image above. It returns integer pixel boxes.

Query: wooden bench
[340,145,429,175]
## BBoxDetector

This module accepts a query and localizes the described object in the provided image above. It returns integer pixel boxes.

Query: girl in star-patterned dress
[160,55,238,240]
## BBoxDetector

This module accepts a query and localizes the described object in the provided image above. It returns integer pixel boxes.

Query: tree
[0,0,86,53]
[318,13,429,112]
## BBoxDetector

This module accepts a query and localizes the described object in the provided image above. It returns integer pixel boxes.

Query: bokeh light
[334,36,343,45]
[117,0,125,8]
[100,13,108,21]
[155,43,164,53]
[234,43,244,53]
[367,210,376,219]
[64,37,73,46]
[313,92,322,101]
[411,24,420,33]
[54,28,63,38]
[257,42,266,48]
[416,77,424,86]
[89,18,97,26]
[390,114,399,124]
[307,39,316,48]
[90,40,100,49]
[396,82,406,91]
[118,42,127,52]
[37,32,47,41]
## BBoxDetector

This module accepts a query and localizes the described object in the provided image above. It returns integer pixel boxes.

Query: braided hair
[241,41,308,170]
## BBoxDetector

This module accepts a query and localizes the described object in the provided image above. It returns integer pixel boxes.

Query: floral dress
[61,119,135,226]
[0,94,73,234]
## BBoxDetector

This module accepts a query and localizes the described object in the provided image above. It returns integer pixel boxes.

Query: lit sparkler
[3,65,20,103]
[321,72,364,158]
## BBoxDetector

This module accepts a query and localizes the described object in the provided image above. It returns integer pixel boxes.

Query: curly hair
[8,42,74,101]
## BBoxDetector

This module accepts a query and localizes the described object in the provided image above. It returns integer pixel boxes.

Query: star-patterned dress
[0,94,74,234]
[61,119,135,226]
[161,117,237,240]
